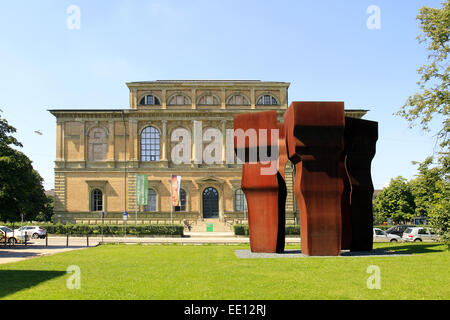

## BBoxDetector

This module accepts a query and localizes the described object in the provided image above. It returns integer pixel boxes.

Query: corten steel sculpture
[343,117,378,251]
[234,110,287,253]
[284,101,345,256]
[341,154,352,250]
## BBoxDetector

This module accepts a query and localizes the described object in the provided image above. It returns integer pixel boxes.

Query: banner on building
[171,174,181,207]
[136,174,148,206]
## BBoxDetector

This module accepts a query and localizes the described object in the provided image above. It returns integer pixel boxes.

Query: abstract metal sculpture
[234,102,378,256]
[344,117,378,251]
[234,111,287,253]
[284,102,345,256]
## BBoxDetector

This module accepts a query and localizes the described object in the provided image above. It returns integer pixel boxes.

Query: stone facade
[49,80,367,225]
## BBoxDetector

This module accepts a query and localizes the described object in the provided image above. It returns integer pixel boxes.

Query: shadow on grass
[381,243,448,255]
[0,270,66,298]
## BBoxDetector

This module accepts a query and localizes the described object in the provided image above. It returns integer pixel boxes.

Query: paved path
[0,245,89,265]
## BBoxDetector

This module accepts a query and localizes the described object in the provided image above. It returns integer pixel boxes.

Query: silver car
[14,226,47,239]
[0,226,28,244]
[373,228,402,242]
[402,227,439,242]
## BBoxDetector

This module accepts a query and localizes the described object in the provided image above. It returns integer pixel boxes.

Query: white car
[373,228,401,242]
[402,227,439,242]
[14,226,47,239]
[0,226,28,244]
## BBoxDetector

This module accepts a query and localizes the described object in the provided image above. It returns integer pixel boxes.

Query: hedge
[234,224,300,236]
[235,224,426,235]
[0,222,184,236]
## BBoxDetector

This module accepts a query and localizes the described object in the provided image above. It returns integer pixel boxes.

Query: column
[191,88,197,109]
[162,89,167,109]
[221,120,226,164]
[250,88,256,109]
[161,120,167,161]
[191,119,202,164]
[191,120,196,162]
[221,88,226,109]
[56,121,65,161]
[129,119,138,161]
[79,121,86,161]
[107,120,115,161]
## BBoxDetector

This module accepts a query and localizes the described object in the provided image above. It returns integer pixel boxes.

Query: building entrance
[202,187,219,218]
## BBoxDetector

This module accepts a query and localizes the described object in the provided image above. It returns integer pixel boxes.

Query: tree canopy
[396,1,449,155]
[0,110,50,222]
[373,176,416,224]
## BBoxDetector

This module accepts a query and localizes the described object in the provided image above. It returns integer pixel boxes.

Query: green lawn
[0,243,449,300]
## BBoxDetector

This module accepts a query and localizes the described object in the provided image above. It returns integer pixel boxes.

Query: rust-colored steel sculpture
[340,161,352,250]
[344,117,378,251]
[284,101,345,256]
[234,111,286,253]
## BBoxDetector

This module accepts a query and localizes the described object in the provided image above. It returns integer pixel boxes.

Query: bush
[234,224,300,236]
[0,222,184,236]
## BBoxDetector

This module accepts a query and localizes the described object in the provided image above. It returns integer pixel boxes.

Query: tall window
[227,94,250,106]
[197,94,220,105]
[141,126,160,161]
[168,94,191,106]
[91,189,103,212]
[88,127,107,161]
[175,188,187,212]
[256,94,278,106]
[139,95,161,106]
[234,189,247,212]
[144,189,157,211]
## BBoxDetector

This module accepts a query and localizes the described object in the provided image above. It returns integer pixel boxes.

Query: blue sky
[0,0,444,190]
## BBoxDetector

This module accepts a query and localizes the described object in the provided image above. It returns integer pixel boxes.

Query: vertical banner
[136,174,148,206]
[171,174,181,207]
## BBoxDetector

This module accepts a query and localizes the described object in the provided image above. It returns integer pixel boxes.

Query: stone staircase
[189,218,233,232]
[284,163,295,213]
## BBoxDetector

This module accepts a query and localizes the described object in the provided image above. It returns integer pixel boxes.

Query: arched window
[234,189,247,212]
[139,95,161,106]
[144,189,157,211]
[197,94,220,106]
[88,127,107,161]
[141,126,160,161]
[168,94,191,106]
[91,189,103,212]
[226,94,250,106]
[256,94,279,106]
[175,188,187,212]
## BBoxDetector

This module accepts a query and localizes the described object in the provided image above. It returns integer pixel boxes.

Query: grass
[0,243,449,300]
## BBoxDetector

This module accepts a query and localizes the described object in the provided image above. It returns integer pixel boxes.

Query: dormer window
[256,94,279,106]
[140,95,161,106]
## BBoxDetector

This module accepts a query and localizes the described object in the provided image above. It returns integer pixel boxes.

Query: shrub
[234,224,300,236]
[0,222,184,236]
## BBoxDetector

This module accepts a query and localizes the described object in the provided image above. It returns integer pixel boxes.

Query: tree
[409,157,447,217]
[428,180,450,244]
[35,195,54,222]
[396,1,449,156]
[0,108,22,149]
[0,110,48,222]
[373,176,416,224]
[395,0,450,244]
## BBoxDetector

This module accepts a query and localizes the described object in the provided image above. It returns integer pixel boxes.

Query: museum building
[49,80,367,226]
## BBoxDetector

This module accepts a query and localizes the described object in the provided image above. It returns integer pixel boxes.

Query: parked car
[385,225,416,237]
[14,226,47,239]
[0,226,28,244]
[402,227,439,242]
[373,228,402,242]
